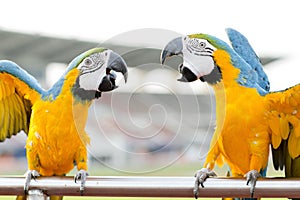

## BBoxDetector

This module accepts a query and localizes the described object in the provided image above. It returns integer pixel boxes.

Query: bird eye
[199,42,206,48]
[84,58,93,66]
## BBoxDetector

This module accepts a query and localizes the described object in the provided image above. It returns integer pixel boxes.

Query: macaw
[0,47,128,199]
[161,29,300,199]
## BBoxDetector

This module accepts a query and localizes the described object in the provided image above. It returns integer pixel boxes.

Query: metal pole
[0,176,300,198]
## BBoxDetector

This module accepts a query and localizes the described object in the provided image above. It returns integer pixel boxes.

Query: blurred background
[0,0,298,181]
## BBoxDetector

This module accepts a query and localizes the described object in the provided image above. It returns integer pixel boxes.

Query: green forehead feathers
[67,47,107,71]
[188,33,228,50]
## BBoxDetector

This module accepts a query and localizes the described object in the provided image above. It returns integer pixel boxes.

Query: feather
[279,114,290,140]
[269,113,280,136]
[288,129,300,159]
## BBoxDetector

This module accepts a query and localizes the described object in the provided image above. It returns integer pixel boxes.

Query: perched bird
[161,29,300,199]
[0,47,128,199]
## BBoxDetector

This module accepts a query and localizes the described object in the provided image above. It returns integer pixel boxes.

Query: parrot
[161,29,300,199]
[0,47,128,200]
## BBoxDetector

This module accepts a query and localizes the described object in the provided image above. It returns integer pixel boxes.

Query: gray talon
[194,168,217,199]
[245,170,261,198]
[24,170,40,194]
[74,170,89,195]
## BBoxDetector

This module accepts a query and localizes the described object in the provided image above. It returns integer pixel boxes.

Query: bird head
[161,33,262,91]
[69,48,128,100]
[160,34,225,84]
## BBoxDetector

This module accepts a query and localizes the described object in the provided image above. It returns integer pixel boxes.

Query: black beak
[161,36,198,83]
[160,37,183,65]
[177,67,198,82]
[107,51,128,83]
[98,51,128,93]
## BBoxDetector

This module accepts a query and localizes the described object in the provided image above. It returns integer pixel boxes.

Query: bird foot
[245,170,261,198]
[74,169,89,195]
[24,170,40,194]
[194,168,217,199]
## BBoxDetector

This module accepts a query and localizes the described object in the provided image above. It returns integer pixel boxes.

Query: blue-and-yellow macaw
[0,47,128,199]
[161,29,300,199]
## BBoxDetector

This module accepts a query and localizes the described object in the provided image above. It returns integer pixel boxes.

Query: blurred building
[0,29,278,174]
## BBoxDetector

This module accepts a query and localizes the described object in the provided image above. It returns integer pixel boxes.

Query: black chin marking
[72,78,100,101]
[199,65,222,84]
[95,91,102,99]
[72,87,100,101]
[178,67,198,82]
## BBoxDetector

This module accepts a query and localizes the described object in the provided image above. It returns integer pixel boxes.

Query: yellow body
[204,49,285,177]
[26,68,91,176]
[0,68,91,176]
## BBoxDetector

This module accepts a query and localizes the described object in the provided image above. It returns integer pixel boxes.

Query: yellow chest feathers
[26,69,91,166]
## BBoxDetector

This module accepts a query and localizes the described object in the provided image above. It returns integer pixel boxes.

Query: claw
[245,170,261,198]
[74,169,89,195]
[194,168,217,199]
[24,170,40,194]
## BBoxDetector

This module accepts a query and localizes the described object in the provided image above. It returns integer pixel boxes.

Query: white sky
[0,0,299,91]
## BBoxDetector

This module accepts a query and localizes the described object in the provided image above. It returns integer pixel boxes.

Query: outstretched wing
[226,28,270,93]
[0,60,44,141]
[266,84,300,173]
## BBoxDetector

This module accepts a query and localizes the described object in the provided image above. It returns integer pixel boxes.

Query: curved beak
[160,37,183,65]
[98,51,128,93]
[107,51,128,83]
[161,37,198,82]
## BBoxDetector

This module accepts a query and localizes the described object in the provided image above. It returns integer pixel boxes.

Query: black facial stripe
[90,54,105,65]
[205,47,214,52]
[80,63,104,75]
[187,45,203,53]
[186,44,213,56]
[193,53,214,57]
[200,65,222,84]
[187,46,192,54]
[193,49,209,53]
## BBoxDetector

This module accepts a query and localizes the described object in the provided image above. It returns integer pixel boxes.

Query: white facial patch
[182,37,216,77]
[77,50,111,91]
[79,68,106,90]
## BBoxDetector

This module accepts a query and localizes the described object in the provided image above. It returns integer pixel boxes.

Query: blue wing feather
[205,30,269,96]
[226,28,270,92]
[0,60,45,140]
[0,60,45,95]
